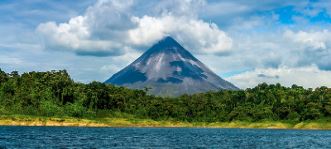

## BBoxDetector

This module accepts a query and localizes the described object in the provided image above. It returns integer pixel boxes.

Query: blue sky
[1,0,331,88]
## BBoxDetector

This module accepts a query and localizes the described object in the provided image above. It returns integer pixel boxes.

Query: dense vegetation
[0,69,331,123]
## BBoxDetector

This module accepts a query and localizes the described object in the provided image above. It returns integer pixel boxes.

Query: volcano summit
[105,36,238,96]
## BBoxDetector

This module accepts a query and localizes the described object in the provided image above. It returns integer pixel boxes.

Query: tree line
[0,69,330,122]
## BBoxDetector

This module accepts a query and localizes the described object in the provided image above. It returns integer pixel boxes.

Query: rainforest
[0,69,331,129]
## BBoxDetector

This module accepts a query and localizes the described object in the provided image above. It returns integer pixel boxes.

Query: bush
[64,102,85,118]
[287,112,300,121]
[39,100,63,117]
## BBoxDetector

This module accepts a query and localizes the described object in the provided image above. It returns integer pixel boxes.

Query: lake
[0,126,330,148]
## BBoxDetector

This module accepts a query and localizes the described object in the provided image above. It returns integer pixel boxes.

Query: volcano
[105,36,238,96]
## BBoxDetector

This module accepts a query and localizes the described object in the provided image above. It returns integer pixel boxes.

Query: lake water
[0,126,330,148]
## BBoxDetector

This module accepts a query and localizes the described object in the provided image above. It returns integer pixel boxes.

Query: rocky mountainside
[105,36,238,96]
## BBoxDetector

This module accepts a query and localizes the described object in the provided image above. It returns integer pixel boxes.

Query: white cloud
[228,65,331,89]
[129,15,232,54]
[0,56,23,65]
[36,0,131,56]
[36,0,232,56]
[152,0,205,18]
[183,27,331,89]
[284,30,331,50]
[205,28,331,75]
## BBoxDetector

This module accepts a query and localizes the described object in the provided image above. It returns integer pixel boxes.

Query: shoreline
[1,115,331,130]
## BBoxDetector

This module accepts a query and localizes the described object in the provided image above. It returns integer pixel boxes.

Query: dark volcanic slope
[105,36,238,96]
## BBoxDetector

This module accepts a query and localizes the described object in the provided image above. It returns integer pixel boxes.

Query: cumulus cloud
[129,15,232,54]
[37,0,132,56]
[284,30,331,50]
[206,28,331,73]
[228,65,331,89]
[282,30,331,70]
[193,27,331,89]
[36,0,232,56]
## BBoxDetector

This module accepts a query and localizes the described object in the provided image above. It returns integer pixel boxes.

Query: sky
[1,0,331,89]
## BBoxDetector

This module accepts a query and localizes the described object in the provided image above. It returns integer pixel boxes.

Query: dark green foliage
[0,69,330,122]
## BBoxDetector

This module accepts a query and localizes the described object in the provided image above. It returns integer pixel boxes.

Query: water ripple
[0,127,330,148]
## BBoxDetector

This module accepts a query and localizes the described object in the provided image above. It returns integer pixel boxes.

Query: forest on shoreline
[0,69,331,123]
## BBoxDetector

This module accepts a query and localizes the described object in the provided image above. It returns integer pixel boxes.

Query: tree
[0,69,331,122]
[0,69,8,84]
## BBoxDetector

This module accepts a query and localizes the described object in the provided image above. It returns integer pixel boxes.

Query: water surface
[0,126,330,148]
